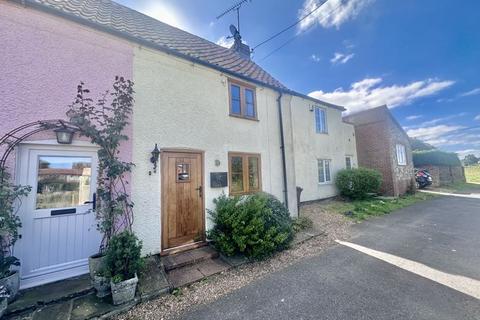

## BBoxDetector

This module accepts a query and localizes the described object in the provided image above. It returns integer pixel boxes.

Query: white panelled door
[16,144,102,289]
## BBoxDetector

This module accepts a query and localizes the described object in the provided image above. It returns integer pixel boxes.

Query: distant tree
[463,154,479,166]
[409,137,436,151]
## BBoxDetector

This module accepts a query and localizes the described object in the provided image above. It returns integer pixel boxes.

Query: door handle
[195,186,203,198]
[84,192,96,211]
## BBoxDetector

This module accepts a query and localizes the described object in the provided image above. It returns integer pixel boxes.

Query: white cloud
[298,0,374,31]
[406,115,422,121]
[456,149,480,158]
[330,52,354,65]
[308,77,455,114]
[310,54,321,62]
[418,112,468,127]
[460,87,480,97]
[216,36,234,48]
[407,125,464,145]
[475,114,480,121]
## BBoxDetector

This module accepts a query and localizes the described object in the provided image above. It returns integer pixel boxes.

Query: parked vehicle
[415,169,433,189]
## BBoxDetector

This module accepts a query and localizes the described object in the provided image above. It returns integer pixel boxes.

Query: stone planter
[0,297,7,318]
[88,253,106,279]
[110,274,138,305]
[93,275,111,298]
[0,271,20,302]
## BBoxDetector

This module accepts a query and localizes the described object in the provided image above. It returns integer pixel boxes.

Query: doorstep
[163,246,230,288]
[6,247,241,319]
[5,274,93,317]
[5,255,170,320]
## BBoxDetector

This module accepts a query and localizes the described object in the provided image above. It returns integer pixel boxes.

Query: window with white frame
[318,159,331,184]
[345,156,352,169]
[314,107,327,134]
[396,144,407,165]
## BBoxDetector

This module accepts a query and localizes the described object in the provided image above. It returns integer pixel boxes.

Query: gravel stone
[115,200,353,320]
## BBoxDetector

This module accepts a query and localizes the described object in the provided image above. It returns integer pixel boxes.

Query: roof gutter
[12,0,346,112]
[276,91,289,209]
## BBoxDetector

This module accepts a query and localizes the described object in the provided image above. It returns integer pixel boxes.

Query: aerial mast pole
[216,0,251,34]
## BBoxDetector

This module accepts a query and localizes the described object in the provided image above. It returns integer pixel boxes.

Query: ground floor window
[345,156,352,170]
[318,159,331,184]
[396,144,407,165]
[228,152,261,195]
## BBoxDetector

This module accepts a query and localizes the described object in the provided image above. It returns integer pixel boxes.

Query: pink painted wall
[0,2,134,174]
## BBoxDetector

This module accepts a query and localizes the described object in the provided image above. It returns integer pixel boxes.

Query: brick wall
[419,165,465,186]
[345,106,414,197]
[387,117,415,196]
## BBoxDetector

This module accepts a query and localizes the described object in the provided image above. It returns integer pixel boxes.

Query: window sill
[229,114,259,122]
[229,190,261,196]
[318,182,332,186]
[315,132,329,135]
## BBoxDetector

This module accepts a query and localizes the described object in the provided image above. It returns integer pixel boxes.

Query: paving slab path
[180,196,480,320]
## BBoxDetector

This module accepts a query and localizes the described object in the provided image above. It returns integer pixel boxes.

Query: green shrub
[105,231,144,283]
[413,150,461,167]
[335,168,382,200]
[207,192,293,259]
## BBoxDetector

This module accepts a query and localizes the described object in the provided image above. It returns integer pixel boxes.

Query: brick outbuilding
[344,106,415,197]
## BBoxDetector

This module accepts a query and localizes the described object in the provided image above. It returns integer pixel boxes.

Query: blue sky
[117,0,480,158]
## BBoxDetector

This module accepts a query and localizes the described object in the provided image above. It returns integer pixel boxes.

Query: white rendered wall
[131,46,297,255]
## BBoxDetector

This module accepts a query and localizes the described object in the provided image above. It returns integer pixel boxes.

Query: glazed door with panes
[16,145,101,289]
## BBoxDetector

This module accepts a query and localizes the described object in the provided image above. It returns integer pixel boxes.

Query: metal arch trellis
[0,119,79,171]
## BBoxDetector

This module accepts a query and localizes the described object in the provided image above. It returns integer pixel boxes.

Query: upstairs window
[318,159,331,184]
[229,152,261,195]
[396,144,407,165]
[314,107,327,133]
[229,80,257,120]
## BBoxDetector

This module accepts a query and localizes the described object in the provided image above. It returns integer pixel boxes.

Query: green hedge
[335,168,382,200]
[207,192,293,259]
[413,150,461,167]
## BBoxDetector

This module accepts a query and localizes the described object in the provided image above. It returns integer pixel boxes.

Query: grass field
[325,193,435,221]
[465,165,480,183]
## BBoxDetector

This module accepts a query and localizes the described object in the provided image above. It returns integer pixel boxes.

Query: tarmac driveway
[180,196,480,320]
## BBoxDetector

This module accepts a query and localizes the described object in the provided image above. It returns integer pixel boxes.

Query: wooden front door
[161,151,204,250]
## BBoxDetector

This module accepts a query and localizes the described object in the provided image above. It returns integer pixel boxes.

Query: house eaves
[12,0,345,112]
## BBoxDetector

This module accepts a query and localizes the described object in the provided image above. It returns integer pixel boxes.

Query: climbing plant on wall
[66,76,135,251]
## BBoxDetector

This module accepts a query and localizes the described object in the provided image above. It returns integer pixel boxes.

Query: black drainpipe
[276,92,289,209]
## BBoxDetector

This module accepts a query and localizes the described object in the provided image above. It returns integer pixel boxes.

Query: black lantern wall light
[150,144,160,174]
[54,126,76,144]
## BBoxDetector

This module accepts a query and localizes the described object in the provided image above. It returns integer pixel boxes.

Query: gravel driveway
[116,200,353,320]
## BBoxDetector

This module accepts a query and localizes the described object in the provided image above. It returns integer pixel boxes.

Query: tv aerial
[216,0,251,35]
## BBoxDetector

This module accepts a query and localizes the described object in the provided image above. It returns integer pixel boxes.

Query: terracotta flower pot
[110,274,138,305]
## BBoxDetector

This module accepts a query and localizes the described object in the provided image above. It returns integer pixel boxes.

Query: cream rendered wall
[131,46,297,255]
[289,96,357,202]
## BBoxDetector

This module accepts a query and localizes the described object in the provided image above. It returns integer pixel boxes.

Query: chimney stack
[230,28,250,60]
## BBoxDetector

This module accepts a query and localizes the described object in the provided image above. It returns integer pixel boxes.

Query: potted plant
[0,285,9,318]
[0,170,30,302]
[0,255,20,302]
[92,268,111,298]
[105,231,143,305]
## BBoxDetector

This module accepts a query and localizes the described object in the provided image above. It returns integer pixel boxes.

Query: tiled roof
[24,0,288,90]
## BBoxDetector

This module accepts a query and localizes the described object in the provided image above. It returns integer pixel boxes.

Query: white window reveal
[318,159,331,184]
[396,144,407,165]
[314,107,328,134]
[345,156,352,170]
